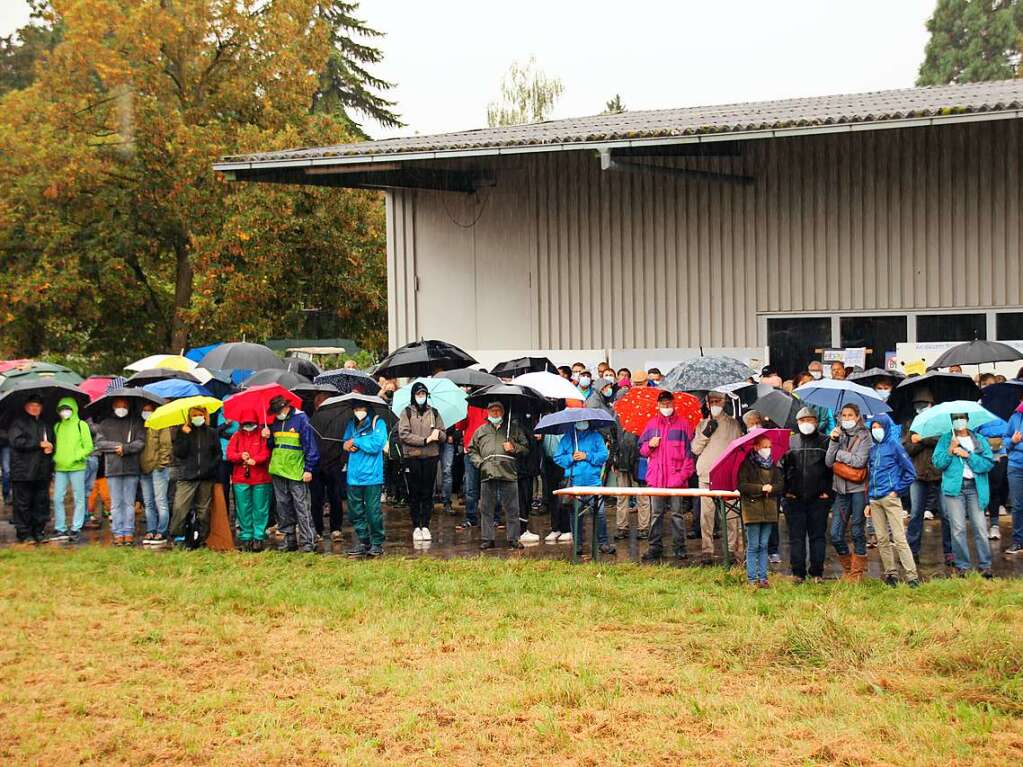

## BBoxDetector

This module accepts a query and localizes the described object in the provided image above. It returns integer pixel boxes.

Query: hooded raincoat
[53,397,93,473]
[866,414,916,500]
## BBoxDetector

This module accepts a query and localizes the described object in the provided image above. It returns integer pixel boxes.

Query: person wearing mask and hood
[170,406,223,547]
[342,404,389,557]
[264,395,319,553]
[8,395,54,544]
[94,397,145,546]
[639,390,696,562]
[1003,398,1023,557]
[903,391,953,566]
[469,401,528,550]
[398,381,445,542]
[738,435,785,587]
[781,408,832,582]
[866,414,919,587]
[553,417,614,556]
[691,391,743,565]
[226,407,272,551]
[49,396,93,544]
[825,403,871,580]
[139,401,173,547]
[934,412,995,578]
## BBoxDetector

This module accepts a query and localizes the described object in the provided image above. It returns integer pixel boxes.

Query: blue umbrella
[391,377,467,426]
[314,368,381,395]
[143,379,211,400]
[185,343,222,363]
[980,380,1023,420]
[910,400,996,439]
[534,407,616,435]
[793,378,891,418]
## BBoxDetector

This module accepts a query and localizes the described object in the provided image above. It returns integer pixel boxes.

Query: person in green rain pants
[342,404,389,557]
[226,407,272,551]
[264,395,319,553]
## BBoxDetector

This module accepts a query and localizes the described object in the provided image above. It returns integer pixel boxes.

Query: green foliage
[486,56,564,127]
[917,0,1023,85]
[603,93,625,114]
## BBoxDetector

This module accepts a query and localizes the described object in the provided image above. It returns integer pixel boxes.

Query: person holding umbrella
[342,400,389,558]
[94,396,145,546]
[469,401,529,550]
[781,408,833,583]
[902,390,953,566]
[825,404,871,581]
[397,381,445,542]
[8,395,54,544]
[1004,402,1023,557]
[553,417,614,556]
[692,391,744,566]
[49,397,94,544]
[264,395,319,553]
[865,414,919,587]
[737,434,785,587]
[225,406,272,551]
[169,405,223,547]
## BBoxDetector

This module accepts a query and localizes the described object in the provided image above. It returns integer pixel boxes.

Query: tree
[917,0,1023,85]
[0,0,391,368]
[486,56,564,127]
[0,1,63,95]
[603,94,625,114]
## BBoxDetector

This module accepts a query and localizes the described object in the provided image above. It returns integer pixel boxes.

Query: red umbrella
[708,428,790,491]
[79,375,116,402]
[613,387,702,436]
[0,359,33,374]
[223,384,301,426]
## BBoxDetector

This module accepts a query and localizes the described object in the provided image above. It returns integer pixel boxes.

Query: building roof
[217,79,1023,170]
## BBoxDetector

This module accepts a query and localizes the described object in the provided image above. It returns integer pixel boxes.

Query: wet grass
[0,547,1022,765]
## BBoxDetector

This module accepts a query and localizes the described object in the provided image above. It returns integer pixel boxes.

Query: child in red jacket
[226,407,272,551]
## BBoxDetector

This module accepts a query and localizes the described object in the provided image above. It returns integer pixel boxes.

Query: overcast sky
[1,1,937,140]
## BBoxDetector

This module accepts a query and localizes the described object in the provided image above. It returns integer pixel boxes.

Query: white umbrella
[512,371,585,401]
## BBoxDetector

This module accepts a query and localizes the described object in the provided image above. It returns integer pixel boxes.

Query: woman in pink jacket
[638,390,696,562]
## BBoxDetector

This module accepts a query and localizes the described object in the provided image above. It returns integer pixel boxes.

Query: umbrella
[105,375,127,392]
[125,354,197,372]
[392,378,468,426]
[511,371,585,401]
[192,368,236,399]
[319,392,393,417]
[927,340,1023,370]
[708,428,791,491]
[0,363,83,390]
[534,407,616,436]
[223,384,301,425]
[466,383,548,417]
[848,367,906,388]
[793,378,891,418]
[292,382,340,409]
[980,380,1023,420]
[372,339,477,379]
[0,359,32,374]
[909,400,997,439]
[436,367,501,390]
[79,376,116,402]
[490,356,557,378]
[199,342,285,372]
[240,369,309,390]
[314,368,381,395]
[751,388,802,430]
[145,396,223,431]
[284,356,321,378]
[662,356,757,392]
[887,372,981,417]
[84,388,166,421]
[613,387,702,436]
[123,368,200,387]
[316,393,397,437]
[0,380,90,428]
[185,343,222,363]
[142,379,211,400]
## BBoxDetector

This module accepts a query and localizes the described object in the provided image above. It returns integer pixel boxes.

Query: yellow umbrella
[125,354,197,372]
[145,396,222,430]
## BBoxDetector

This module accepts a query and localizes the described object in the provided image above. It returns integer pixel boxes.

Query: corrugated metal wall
[386,120,1023,351]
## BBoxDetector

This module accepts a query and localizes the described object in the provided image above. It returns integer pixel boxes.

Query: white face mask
[113,407,128,419]
[601,387,613,398]
[810,370,822,380]
[575,421,590,431]
[709,405,723,418]
[841,419,856,431]
[276,410,288,421]
[579,376,591,388]
[603,374,615,383]
[797,421,816,435]
[488,416,502,426]
[756,448,773,461]
[354,409,367,421]
[241,423,258,432]
[871,428,885,442]
[190,416,205,427]
[875,389,891,400]
[59,409,72,421]
[659,407,674,417]
[953,418,969,431]
[914,403,931,414]
[414,394,427,406]
[141,410,152,422]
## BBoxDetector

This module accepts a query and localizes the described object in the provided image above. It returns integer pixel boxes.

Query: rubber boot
[847,553,867,583]
[838,553,852,578]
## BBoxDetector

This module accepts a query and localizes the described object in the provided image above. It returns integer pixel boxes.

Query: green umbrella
[0,362,83,391]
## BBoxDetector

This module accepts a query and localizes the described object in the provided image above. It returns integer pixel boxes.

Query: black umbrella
[371,340,477,379]
[84,388,166,421]
[928,340,1023,370]
[314,368,381,395]
[490,356,557,378]
[0,380,90,428]
[467,383,549,415]
[199,342,285,372]
[888,372,982,421]
[980,380,1023,420]
[123,368,200,387]
[848,367,906,388]
[751,388,801,430]
[240,369,309,389]
[317,393,397,432]
[291,382,340,409]
[284,356,321,378]
[436,367,501,390]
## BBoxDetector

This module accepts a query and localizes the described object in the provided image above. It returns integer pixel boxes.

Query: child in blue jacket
[342,407,389,557]
[554,421,614,556]
[866,414,919,586]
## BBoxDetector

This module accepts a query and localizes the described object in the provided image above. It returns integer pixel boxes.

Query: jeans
[84,454,99,498]
[108,474,140,538]
[944,479,992,572]
[786,496,829,578]
[439,442,455,505]
[0,445,11,500]
[648,494,687,555]
[573,495,609,549]
[830,491,866,556]
[140,468,171,535]
[462,454,480,524]
[745,522,772,582]
[52,469,87,533]
[907,479,951,558]
[1008,465,1023,546]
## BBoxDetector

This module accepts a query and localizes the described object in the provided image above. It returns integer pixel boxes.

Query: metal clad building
[216,80,1023,376]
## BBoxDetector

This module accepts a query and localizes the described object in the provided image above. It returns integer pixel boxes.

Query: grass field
[1,548,1021,766]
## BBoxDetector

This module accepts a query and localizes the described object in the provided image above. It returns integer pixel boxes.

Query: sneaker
[923,510,935,520]
[48,531,69,543]
[556,532,572,544]
[519,530,540,543]
[981,568,994,580]
[455,521,477,531]
[599,543,616,555]
[421,527,432,542]
[768,553,782,564]
[758,579,771,589]
[346,543,370,557]
[479,540,496,550]
[412,527,423,542]
[637,530,649,540]
[544,530,560,543]
[1003,544,1023,557]
[67,530,82,545]
[330,530,343,542]
[641,549,662,563]
[907,579,920,589]
[251,540,264,552]
[989,525,1001,540]
[945,553,957,567]
[613,529,628,541]
[368,544,383,557]
[883,574,898,588]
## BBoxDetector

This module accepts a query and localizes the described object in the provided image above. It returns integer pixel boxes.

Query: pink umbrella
[0,359,33,374]
[79,375,116,402]
[709,428,790,491]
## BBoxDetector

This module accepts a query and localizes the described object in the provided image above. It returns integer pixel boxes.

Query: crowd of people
[2,352,1022,588]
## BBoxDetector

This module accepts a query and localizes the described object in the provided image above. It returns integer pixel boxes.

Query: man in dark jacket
[8,395,54,543]
[169,405,222,546]
[309,394,346,543]
[902,389,953,566]
[781,407,832,582]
